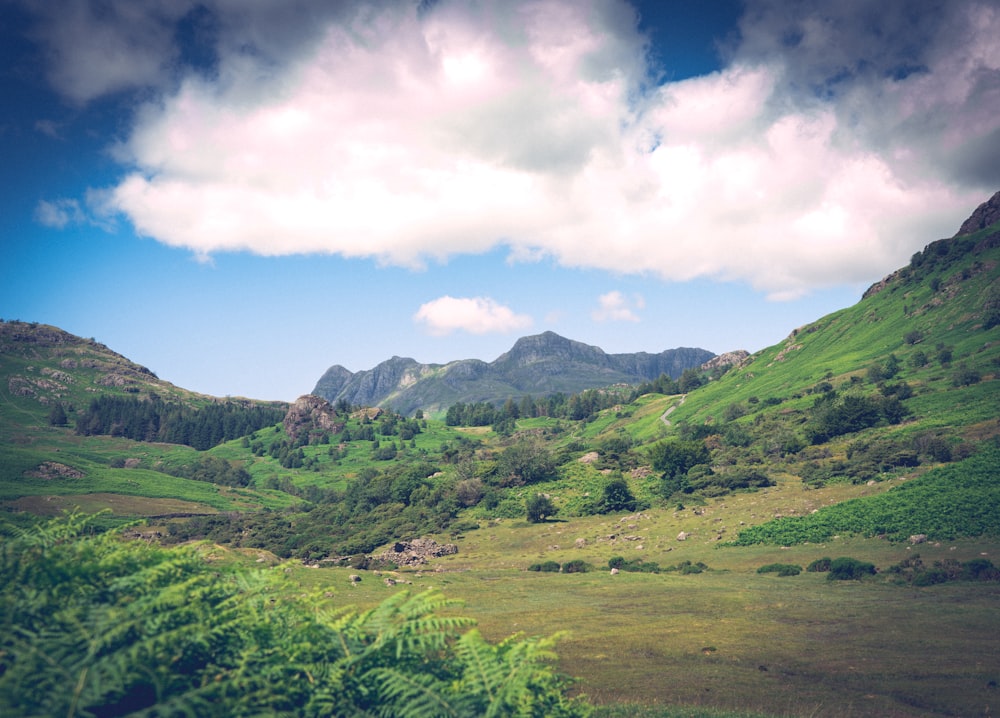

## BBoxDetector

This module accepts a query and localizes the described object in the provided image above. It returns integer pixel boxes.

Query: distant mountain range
[311,332,717,416]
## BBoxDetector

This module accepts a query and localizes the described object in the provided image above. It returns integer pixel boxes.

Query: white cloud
[35,198,85,229]
[592,290,643,322]
[414,296,533,336]
[32,0,998,297]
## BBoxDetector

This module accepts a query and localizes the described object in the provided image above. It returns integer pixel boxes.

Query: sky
[2,0,998,402]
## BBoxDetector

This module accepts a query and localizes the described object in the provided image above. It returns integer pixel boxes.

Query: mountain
[312,331,716,416]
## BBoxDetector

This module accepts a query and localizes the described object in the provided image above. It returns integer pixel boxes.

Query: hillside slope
[312,331,714,416]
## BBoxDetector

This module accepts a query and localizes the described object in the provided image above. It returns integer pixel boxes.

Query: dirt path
[659,394,686,426]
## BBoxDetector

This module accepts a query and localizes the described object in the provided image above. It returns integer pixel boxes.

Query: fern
[0,515,590,717]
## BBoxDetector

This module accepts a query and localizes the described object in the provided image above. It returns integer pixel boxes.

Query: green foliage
[608,556,661,573]
[885,554,1000,585]
[806,557,832,573]
[75,394,283,450]
[168,454,253,487]
[560,559,590,574]
[498,440,556,486]
[526,493,557,523]
[826,557,877,580]
[756,563,802,576]
[805,391,907,444]
[0,513,590,717]
[647,439,710,497]
[528,561,562,573]
[593,478,638,514]
[729,444,1000,546]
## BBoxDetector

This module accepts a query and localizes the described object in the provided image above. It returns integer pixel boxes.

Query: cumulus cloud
[29,0,1000,297]
[414,296,533,336]
[592,291,643,322]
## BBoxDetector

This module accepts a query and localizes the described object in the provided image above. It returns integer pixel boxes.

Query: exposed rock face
[282,395,343,444]
[312,331,715,416]
[701,350,750,372]
[374,538,458,567]
[957,190,1000,236]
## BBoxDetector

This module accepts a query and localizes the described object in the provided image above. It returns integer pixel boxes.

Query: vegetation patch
[756,563,802,576]
[728,443,1000,545]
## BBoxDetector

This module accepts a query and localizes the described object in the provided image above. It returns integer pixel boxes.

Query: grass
[290,519,1000,717]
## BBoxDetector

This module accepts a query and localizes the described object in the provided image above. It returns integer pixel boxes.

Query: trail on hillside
[659,395,686,427]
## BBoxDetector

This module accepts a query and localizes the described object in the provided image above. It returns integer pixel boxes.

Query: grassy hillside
[1,208,999,717]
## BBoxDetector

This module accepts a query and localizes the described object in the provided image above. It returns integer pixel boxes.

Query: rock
[574,538,587,548]
[349,574,361,584]
[610,567,619,575]
[957,190,1000,236]
[910,534,928,544]
[677,532,689,541]
[374,538,458,567]
[283,395,345,444]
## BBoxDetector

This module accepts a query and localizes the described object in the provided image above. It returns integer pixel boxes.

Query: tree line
[75,395,285,450]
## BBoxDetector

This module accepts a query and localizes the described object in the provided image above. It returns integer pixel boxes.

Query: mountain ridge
[312,331,716,416]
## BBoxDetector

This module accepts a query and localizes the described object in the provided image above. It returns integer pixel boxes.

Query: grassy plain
[291,491,1000,717]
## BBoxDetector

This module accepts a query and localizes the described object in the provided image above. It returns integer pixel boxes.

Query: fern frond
[369,665,464,718]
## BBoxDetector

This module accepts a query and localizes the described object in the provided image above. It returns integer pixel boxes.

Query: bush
[827,557,877,580]
[757,563,802,576]
[806,557,832,572]
[528,561,561,573]
[561,559,590,574]
[608,556,660,573]
[664,560,708,575]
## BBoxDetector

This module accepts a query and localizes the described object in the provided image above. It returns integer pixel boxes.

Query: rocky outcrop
[701,350,750,372]
[374,538,458,567]
[282,395,343,444]
[957,190,1000,236]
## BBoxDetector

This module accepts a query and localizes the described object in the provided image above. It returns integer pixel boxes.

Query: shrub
[608,556,660,573]
[827,557,877,580]
[666,560,708,575]
[528,561,561,573]
[561,559,590,574]
[962,558,1000,581]
[806,557,832,572]
[757,563,802,576]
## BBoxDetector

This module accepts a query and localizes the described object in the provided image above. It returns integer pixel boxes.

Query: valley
[2,193,999,717]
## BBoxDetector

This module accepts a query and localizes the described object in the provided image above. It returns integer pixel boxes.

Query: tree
[498,440,555,486]
[597,478,637,514]
[47,403,68,426]
[678,368,704,393]
[526,494,557,523]
[648,439,710,496]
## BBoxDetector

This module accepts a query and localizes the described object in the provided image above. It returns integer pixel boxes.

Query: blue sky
[2,0,998,402]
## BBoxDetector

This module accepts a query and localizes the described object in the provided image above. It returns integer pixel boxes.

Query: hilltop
[312,331,715,416]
